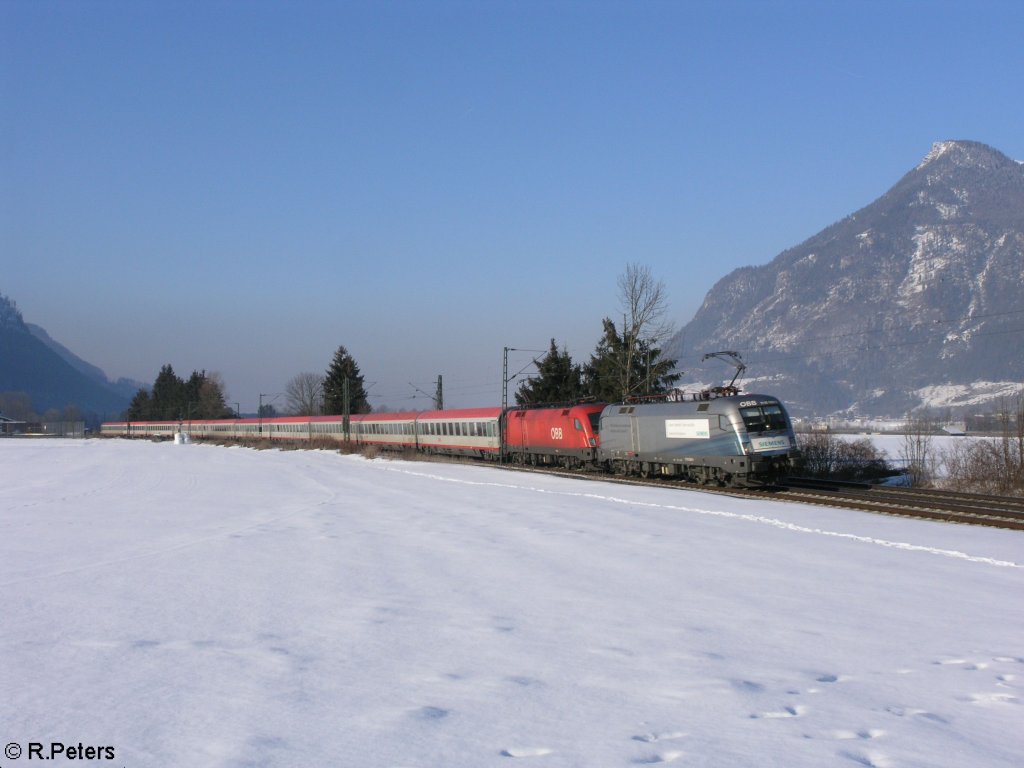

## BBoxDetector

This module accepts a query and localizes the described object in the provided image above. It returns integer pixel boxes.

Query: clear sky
[3,0,1022,412]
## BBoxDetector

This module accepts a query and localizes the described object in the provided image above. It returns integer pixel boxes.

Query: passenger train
[101,393,800,487]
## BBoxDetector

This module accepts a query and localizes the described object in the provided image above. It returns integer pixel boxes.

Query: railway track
[496,464,1024,531]
[752,482,1024,531]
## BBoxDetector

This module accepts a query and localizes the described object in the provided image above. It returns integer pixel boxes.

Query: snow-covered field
[2,440,1022,768]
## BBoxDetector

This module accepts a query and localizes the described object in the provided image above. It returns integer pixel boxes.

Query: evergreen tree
[183,371,205,416]
[514,339,584,406]
[323,346,371,415]
[150,364,185,419]
[583,319,627,402]
[583,318,681,401]
[127,366,231,420]
[196,371,231,418]
[633,336,682,397]
[126,389,153,421]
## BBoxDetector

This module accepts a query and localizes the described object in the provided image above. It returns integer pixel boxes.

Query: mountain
[26,322,146,401]
[0,294,130,420]
[665,140,1024,417]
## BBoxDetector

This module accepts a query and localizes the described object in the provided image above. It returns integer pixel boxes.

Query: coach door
[510,411,528,449]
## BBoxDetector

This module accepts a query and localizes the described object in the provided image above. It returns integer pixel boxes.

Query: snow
[916,141,957,170]
[2,440,1022,768]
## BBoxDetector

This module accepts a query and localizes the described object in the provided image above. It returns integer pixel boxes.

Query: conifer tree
[323,346,371,415]
[514,339,583,406]
[126,389,153,421]
[127,366,231,420]
[583,319,628,402]
[195,371,231,418]
[583,318,680,401]
[150,364,184,419]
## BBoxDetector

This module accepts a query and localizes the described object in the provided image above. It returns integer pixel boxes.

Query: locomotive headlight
[589,438,597,447]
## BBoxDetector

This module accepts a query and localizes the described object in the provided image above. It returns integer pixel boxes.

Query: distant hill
[666,140,1024,417]
[0,294,130,420]
[26,322,146,401]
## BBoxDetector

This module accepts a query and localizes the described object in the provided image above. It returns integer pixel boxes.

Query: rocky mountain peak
[0,293,27,331]
[666,141,1024,417]
[914,139,1013,172]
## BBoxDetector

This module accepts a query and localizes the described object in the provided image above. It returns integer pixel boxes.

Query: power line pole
[434,375,443,410]
[343,377,351,443]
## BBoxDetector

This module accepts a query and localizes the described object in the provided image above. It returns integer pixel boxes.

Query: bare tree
[941,394,1022,495]
[998,392,1024,492]
[286,372,324,416]
[900,412,937,487]
[616,263,675,398]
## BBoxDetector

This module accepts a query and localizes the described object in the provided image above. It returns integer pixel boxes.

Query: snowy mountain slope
[1,441,1021,768]
[667,141,1024,417]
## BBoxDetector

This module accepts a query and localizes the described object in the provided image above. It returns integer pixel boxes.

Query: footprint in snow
[934,658,988,670]
[632,731,685,743]
[827,729,885,740]
[885,707,949,724]
[633,750,683,764]
[413,706,450,721]
[500,747,552,758]
[753,704,807,719]
[730,679,765,693]
[966,691,1019,705]
[839,748,893,767]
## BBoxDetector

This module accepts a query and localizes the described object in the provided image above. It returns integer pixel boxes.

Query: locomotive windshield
[588,412,601,433]
[740,404,788,434]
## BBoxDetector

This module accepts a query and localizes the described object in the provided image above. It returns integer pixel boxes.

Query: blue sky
[3,0,1022,412]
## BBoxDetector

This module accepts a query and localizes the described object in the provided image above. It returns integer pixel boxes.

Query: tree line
[124,264,681,422]
[283,264,681,414]
[283,346,371,417]
[513,264,680,406]
[126,366,232,421]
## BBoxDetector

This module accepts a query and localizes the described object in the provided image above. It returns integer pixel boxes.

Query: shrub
[797,433,896,482]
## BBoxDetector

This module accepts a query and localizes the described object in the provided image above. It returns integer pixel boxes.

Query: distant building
[0,414,27,435]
